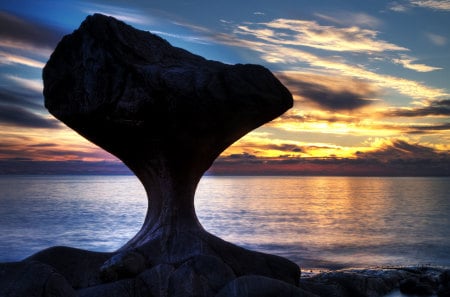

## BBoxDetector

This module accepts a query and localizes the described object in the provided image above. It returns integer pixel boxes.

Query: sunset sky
[0,0,449,175]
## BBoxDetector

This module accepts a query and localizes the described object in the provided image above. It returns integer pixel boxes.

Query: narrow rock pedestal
[32,13,303,296]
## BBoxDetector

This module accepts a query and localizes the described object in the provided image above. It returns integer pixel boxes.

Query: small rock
[77,278,149,297]
[400,277,435,296]
[168,255,236,297]
[438,286,450,297]
[440,270,450,286]
[0,261,76,297]
[438,270,450,297]
[26,246,111,288]
[100,250,146,282]
[138,264,175,297]
[216,275,316,297]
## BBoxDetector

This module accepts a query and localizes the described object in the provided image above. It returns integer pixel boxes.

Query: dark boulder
[399,277,436,295]
[301,268,411,297]
[0,261,76,297]
[438,270,450,297]
[216,275,317,297]
[26,246,111,288]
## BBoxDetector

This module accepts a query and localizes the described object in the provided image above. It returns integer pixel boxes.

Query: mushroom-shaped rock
[43,13,297,290]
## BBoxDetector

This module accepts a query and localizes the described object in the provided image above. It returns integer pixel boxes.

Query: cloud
[384,99,450,117]
[215,26,448,102]
[234,18,407,53]
[261,143,304,153]
[0,11,63,51]
[410,0,450,11]
[272,110,450,138]
[0,11,62,76]
[0,76,48,126]
[388,2,410,12]
[391,0,450,12]
[0,51,45,68]
[392,55,442,72]
[150,30,212,45]
[81,3,152,26]
[0,77,57,129]
[209,139,449,176]
[290,81,374,111]
[277,72,378,111]
[362,139,447,160]
[5,75,43,93]
[315,12,382,28]
[426,32,447,46]
[0,160,130,175]
[0,104,59,129]
[0,88,43,110]
[406,123,450,134]
[0,134,115,162]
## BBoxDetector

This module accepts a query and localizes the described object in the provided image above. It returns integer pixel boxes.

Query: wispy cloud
[215,19,448,103]
[361,138,448,160]
[0,126,116,162]
[0,104,59,129]
[0,51,45,68]
[211,139,450,176]
[390,0,450,12]
[0,88,43,110]
[392,55,443,72]
[388,2,410,12]
[315,12,382,28]
[410,0,450,11]
[384,99,450,117]
[4,75,43,93]
[277,72,379,111]
[0,11,63,50]
[426,32,447,46]
[0,75,54,129]
[150,30,212,45]
[80,3,152,25]
[224,131,358,158]
[234,18,407,53]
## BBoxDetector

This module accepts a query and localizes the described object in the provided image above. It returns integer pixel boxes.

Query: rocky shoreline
[1,253,449,297]
[301,266,450,297]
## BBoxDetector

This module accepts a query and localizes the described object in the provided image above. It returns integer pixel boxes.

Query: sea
[0,175,449,270]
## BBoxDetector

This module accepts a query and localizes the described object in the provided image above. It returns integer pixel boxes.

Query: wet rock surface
[300,267,450,297]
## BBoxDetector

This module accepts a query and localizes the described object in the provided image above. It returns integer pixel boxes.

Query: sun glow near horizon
[0,1,449,175]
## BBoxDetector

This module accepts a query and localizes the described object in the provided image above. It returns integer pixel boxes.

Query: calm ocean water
[0,175,449,269]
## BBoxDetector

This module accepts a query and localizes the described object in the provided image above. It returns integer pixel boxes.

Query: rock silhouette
[37,13,303,296]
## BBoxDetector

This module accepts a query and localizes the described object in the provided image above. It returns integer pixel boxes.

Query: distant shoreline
[1,173,449,177]
[1,157,449,176]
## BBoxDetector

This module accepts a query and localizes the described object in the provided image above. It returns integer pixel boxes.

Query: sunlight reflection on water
[1,175,449,269]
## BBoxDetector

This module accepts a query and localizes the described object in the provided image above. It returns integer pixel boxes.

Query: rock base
[1,234,305,297]
[2,248,449,297]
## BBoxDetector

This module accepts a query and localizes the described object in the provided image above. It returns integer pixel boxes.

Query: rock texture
[3,13,302,296]
[300,267,450,297]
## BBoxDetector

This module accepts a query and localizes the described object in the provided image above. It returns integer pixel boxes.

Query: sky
[0,0,449,175]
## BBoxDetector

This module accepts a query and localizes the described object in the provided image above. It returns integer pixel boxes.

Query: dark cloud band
[0,104,59,128]
[0,11,64,49]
